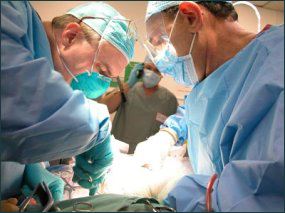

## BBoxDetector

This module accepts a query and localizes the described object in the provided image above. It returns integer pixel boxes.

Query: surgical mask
[172,33,199,86]
[70,71,111,99]
[54,44,112,99]
[155,43,176,77]
[154,11,199,86]
[142,69,161,88]
[53,21,112,99]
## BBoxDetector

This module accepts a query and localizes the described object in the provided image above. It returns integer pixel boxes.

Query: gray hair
[52,14,101,45]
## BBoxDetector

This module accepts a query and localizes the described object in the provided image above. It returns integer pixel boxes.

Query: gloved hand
[127,63,144,88]
[133,129,178,170]
[1,198,19,212]
[168,143,187,159]
[72,135,113,195]
[22,163,64,202]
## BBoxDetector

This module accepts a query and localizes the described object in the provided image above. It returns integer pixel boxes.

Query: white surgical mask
[142,69,161,88]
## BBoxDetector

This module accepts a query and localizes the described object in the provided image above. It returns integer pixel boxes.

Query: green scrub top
[111,83,178,153]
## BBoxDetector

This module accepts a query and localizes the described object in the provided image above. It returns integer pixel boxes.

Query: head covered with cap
[67,2,136,61]
[144,1,240,87]
[145,1,232,22]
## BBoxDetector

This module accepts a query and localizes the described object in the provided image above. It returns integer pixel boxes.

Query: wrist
[160,128,178,145]
[123,83,130,93]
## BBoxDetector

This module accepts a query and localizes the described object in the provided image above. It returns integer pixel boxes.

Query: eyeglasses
[78,16,137,78]
[19,182,53,212]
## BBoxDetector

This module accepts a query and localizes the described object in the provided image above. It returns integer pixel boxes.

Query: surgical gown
[162,25,284,211]
[1,1,110,199]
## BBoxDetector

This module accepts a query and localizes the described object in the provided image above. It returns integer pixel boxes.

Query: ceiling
[249,1,284,12]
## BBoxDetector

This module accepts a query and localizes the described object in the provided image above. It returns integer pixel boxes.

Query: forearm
[99,83,129,114]
[1,95,111,163]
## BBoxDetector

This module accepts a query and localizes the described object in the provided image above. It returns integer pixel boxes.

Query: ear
[61,23,82,47]
[179,2,203,32]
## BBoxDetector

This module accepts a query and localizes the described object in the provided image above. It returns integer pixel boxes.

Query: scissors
[18,182,54,212]
[62,177,77,200]
[141,199,176,212]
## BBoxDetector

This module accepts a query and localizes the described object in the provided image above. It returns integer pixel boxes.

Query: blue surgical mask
[154,28,199,86]
[155,42,177,76]
[171,33,199,86]
[152,9,199,87]
[142,69,161,88]
[70,71,111,99]
[172,53,198,86]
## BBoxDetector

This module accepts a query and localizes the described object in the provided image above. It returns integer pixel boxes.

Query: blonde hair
[52,14,100,45]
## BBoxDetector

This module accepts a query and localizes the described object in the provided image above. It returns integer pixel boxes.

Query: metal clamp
[72,202,93,212]
[144,199,176,212]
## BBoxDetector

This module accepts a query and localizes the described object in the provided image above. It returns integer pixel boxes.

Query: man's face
[59,30,128,83]
[146,12,194,57]
[91,39,129,78]
[143,62,162,87]
[144,63,162,77]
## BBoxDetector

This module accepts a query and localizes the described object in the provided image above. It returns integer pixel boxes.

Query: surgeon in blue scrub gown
[1,1,135,201]
[133,1,284,212]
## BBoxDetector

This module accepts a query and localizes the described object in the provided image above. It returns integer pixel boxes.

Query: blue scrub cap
[145,1,233,22]
[66,2,135,60]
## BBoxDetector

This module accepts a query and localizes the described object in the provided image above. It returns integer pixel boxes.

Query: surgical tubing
[206,174,218,212]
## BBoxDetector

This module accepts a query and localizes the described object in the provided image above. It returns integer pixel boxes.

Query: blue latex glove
[22,163,64,202]
[72,135,113,195]
[127,63,144,88]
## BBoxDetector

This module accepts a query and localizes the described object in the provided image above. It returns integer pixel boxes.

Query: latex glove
[133,129,178,170]
[127,63,144,88]
[168,143,187,159]
[23,163,64,202]
[1,198,19,212]
[73,135,113,195]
